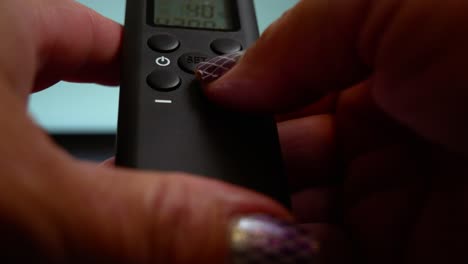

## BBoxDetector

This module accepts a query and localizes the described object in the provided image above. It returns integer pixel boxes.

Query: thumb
[196,0,369,113]
[28,162,320,263]
[196,0,468,154]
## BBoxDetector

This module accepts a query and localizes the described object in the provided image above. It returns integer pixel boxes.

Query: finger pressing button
[178,52,211,74]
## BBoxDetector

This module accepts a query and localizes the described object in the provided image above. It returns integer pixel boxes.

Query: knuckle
[145,174,225,263]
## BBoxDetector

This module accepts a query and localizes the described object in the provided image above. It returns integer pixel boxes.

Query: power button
[156,56,171,67]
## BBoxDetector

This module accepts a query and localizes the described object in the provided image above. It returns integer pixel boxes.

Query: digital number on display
[153,0,236,30]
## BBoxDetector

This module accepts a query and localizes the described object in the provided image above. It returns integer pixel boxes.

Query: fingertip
[196,51,245,84]
[196,0,371,114]
[196,50,317,113]
[34,1,123,90]
[196,51,282,113]
[99,157,115,167]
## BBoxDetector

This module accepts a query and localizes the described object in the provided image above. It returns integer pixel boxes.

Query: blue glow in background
[29,0,298,134]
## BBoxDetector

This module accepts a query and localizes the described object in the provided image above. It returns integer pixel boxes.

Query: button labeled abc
[155,56,171,67]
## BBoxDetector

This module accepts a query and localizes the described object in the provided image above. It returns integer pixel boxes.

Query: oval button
[148,34,180,53]
[210,39,243,55]
[178,52,211,74]
[147,69,181,92]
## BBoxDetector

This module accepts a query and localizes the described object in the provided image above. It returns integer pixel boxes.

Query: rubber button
[178,52,211,74]
[148,34,180,53]
[147,70,181,91]
[210,39,243,55]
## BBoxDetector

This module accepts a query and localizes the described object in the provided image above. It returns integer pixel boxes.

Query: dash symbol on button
[155,99,173,104]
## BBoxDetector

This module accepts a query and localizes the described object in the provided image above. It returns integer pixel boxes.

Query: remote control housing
[116,0,290,207]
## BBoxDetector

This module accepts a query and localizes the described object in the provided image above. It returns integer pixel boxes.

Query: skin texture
[203,0,468,263]
[0,0,290,263]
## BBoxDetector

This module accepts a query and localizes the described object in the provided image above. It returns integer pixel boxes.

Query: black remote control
[116,0,290,207]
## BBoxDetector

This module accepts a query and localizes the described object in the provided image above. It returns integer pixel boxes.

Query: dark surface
[52,135,116,162]
[211,38,243,54]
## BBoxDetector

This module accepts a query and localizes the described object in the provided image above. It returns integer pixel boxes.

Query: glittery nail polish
[229,215,319,264]
[195,51,244,83]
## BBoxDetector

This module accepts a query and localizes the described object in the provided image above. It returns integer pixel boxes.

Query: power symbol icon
[156,56,171,67]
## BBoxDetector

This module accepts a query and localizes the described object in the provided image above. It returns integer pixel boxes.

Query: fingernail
[196,51,245,83]
[229,215,319,264]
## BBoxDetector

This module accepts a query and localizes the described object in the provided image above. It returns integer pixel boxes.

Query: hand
[197,0,468,263]
[0,1,295,263]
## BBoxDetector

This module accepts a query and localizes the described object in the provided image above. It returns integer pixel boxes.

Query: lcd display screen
[153,0,237,30]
